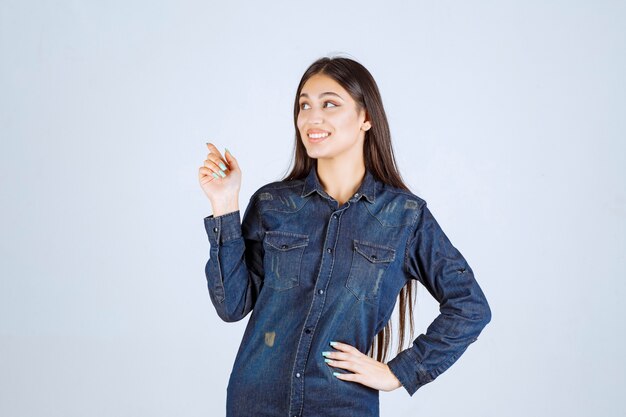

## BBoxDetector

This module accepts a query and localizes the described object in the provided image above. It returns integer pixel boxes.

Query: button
[305,328,311,334]
[213,227,218,233]
[296,372,301,378]
[327,248,332,253]
[332,214,337,219]
[318,289,324,295]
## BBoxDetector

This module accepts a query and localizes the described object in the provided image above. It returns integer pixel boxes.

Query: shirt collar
[301,164,377,203]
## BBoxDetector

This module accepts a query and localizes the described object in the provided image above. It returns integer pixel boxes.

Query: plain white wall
[1,1,624,416]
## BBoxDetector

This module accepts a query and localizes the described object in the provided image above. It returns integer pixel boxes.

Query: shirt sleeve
[203,192,265,322]
[386,201,492,396]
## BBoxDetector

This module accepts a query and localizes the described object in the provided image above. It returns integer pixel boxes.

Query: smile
[308,132,331,142]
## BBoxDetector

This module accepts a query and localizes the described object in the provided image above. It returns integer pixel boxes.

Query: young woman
[198,56,491,417]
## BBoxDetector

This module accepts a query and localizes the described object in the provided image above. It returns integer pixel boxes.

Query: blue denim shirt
[204,165,491,417]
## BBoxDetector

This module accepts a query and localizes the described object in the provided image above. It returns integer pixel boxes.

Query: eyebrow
[299,92,344,100]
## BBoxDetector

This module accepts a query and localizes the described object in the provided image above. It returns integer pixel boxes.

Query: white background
[1,1,624,416]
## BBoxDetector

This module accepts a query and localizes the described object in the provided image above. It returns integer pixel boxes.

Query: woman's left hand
[323,341,403,392]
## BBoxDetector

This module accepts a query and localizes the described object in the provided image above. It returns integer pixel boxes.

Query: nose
[303,107,324,124]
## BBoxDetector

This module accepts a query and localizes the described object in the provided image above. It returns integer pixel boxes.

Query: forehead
[300,73,350,100]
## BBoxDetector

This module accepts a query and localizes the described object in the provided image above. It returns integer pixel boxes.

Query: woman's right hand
[198,142,241,215]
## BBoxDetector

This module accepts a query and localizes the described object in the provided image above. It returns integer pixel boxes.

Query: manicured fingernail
[225,147,231,155]
[324,358,332,363]
[218,170,226,177]
[219,162,227,170]
[333,372,340,377]
[212,172,219,179]
[322,351,331,357]
[330,341,338,346]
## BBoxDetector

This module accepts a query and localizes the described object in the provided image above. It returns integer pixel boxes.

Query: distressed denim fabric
[203,165,491,417]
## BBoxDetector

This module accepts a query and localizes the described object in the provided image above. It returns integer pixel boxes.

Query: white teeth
[308,132,330,139]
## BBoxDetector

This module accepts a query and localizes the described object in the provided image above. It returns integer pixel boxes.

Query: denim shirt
[203,165,491,417]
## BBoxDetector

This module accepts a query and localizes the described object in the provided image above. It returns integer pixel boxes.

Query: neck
[316,158,366,205]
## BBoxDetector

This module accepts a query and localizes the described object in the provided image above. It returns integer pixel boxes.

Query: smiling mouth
[307,132,331,142]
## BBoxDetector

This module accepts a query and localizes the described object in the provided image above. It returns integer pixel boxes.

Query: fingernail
[212,172,219,179]
[225,147,231,155]
[330,341,338,347]
[333,372,340,377]
[322,351,331,357]
[324,358,332,363]
[218,170,226,177]
[219,162,227,170]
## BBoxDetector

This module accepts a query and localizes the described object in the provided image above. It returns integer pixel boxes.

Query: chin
[305,149,322,158]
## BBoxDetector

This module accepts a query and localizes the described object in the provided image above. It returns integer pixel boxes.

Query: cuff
[386,348,431,397]
[204,210,242,246]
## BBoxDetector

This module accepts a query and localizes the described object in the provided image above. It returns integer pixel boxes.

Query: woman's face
[297,73,370,162]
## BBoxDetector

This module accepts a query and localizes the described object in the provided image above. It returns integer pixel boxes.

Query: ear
[360,107,372,131]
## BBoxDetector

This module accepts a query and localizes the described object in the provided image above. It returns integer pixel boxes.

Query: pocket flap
[353,240,396,263]
[264,231,309,251]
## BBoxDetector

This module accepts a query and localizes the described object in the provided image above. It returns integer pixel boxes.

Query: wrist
[211,199,239,217]
[386,365,403,389]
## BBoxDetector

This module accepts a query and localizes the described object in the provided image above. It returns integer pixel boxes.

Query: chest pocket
[262,231,309,291]
[346,240,396,303]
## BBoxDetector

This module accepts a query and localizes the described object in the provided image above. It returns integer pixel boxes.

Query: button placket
[289,208,343,416]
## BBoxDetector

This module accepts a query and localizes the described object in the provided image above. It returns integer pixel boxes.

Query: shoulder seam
[403,199,428,281]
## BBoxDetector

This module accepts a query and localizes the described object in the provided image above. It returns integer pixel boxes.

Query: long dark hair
[281,55,419,364]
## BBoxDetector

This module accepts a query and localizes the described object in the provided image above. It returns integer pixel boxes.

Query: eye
[299,101,338,110]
